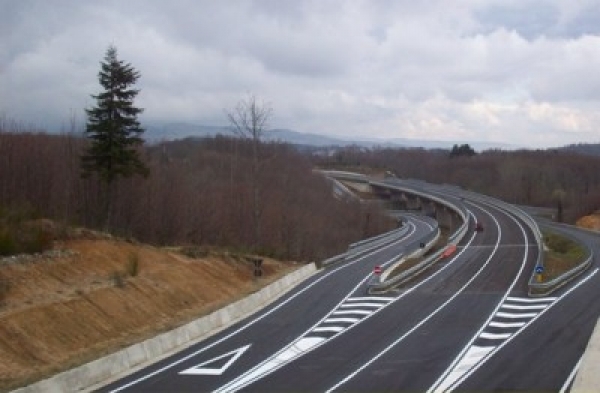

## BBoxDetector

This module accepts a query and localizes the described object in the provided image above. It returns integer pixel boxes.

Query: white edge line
[324,210,483,393]
[108,223,417,393]
[445,268,599,392]
[427,198,530,393]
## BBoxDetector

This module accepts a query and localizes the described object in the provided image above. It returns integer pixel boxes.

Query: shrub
[0,229,17,256]
[127,253,139,277]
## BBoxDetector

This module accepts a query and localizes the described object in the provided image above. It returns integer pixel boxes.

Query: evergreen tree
[82,45,148,228]
[449,143,476,158]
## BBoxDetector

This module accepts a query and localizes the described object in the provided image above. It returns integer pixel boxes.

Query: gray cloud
[1,0,600,147]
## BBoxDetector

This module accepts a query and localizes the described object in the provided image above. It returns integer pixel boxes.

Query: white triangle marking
[179,344,251,376]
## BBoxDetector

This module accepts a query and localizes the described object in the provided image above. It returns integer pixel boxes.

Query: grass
[386,228,449,281]
[540,230,587,282]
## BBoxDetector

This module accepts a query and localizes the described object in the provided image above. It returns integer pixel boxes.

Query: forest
[2,114,600,262]
[313,144,600,223]
[0,118,392,261]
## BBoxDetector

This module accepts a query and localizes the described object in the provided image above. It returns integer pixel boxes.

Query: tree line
[1,45,393,261]
[0,121,393,261]
[313,145,600,223]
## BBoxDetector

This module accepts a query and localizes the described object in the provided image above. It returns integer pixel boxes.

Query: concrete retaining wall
[13,263,317,393]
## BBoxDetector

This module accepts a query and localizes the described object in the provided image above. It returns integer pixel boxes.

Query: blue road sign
[535,265,544,274]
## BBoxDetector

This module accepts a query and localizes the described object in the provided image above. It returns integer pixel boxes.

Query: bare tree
[226,94,272,249]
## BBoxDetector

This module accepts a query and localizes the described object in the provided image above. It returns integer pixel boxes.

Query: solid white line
[427,199,529,393]
[560,354,584,393]
[212,222,423,393]
[446,268,598,393]
[109,221,417,393]
[480,332,512,340]
[488,321,526,329]
[326,209,487,392]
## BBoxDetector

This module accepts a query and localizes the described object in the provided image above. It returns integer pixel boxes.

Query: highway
[97,181,599,392]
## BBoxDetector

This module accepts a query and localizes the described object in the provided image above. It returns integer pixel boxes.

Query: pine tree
[82,45,149,228]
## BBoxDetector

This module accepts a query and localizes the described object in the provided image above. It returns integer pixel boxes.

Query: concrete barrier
[572,317,600,392]
[12,263,317,393]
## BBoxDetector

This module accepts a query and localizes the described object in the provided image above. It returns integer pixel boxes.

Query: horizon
[2,1,600,149]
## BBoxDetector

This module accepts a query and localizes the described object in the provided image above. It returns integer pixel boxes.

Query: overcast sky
[1,0,600,147]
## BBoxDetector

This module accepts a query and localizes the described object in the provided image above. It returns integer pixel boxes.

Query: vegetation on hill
[313,146,600,223]
[0,119,392,261]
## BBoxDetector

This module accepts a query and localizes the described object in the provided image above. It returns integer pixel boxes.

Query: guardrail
[318,224,411,269]
[369,226,442,294]
[363,181,470,293]
[457,190,545,288]
[371,179,469,224]
[320,174,471,292]
[528,225,594,297]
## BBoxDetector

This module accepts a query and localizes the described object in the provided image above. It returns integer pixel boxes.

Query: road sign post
[535,265,544,282]
[248,257,263,278]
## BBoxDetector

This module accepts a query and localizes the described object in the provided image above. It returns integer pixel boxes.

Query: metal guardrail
[528,253,593,297]
[319,224,411,269]
[321,171,590,297]
[528,225,594,297]
[364,182,470,293]
[349,225,408,251]
[369,227,442,293]
[319,173,471,291]
[370,179,469,224]
[457,191,546,289]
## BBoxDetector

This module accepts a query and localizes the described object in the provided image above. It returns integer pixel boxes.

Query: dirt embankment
[577,213,600,231]
[0,237,297,392]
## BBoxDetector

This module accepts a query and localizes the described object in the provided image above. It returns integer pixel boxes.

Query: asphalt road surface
[98,187,599,392]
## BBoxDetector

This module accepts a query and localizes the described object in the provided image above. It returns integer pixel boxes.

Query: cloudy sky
[1,0,600,147]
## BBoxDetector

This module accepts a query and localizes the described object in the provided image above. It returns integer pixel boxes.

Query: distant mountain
[143,121,517,151]
[145,123,232,141]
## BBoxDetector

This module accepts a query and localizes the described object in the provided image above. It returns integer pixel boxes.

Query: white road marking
[179,345,251,376]
[339,302,383,308]
[429,269,599,393]
[480,332,512,340]
[332,310,372,316]
[110,212,422,393]
[488,321,526,328]
[426,199,530,393]
[436,346,494,392]
[346,296,395,302]
[313,326,345,333]
[211,217,446,392]
[324,317,360,324]
[501,303,547,310]
[560,354,584,393]
[506,296,557,303]
[325,209,484,393]
[495,311,538,319]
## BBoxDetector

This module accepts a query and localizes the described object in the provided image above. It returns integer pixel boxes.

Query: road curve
[97,181,599,392]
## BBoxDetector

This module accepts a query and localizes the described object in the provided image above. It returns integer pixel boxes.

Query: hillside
[0,233,298,392]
